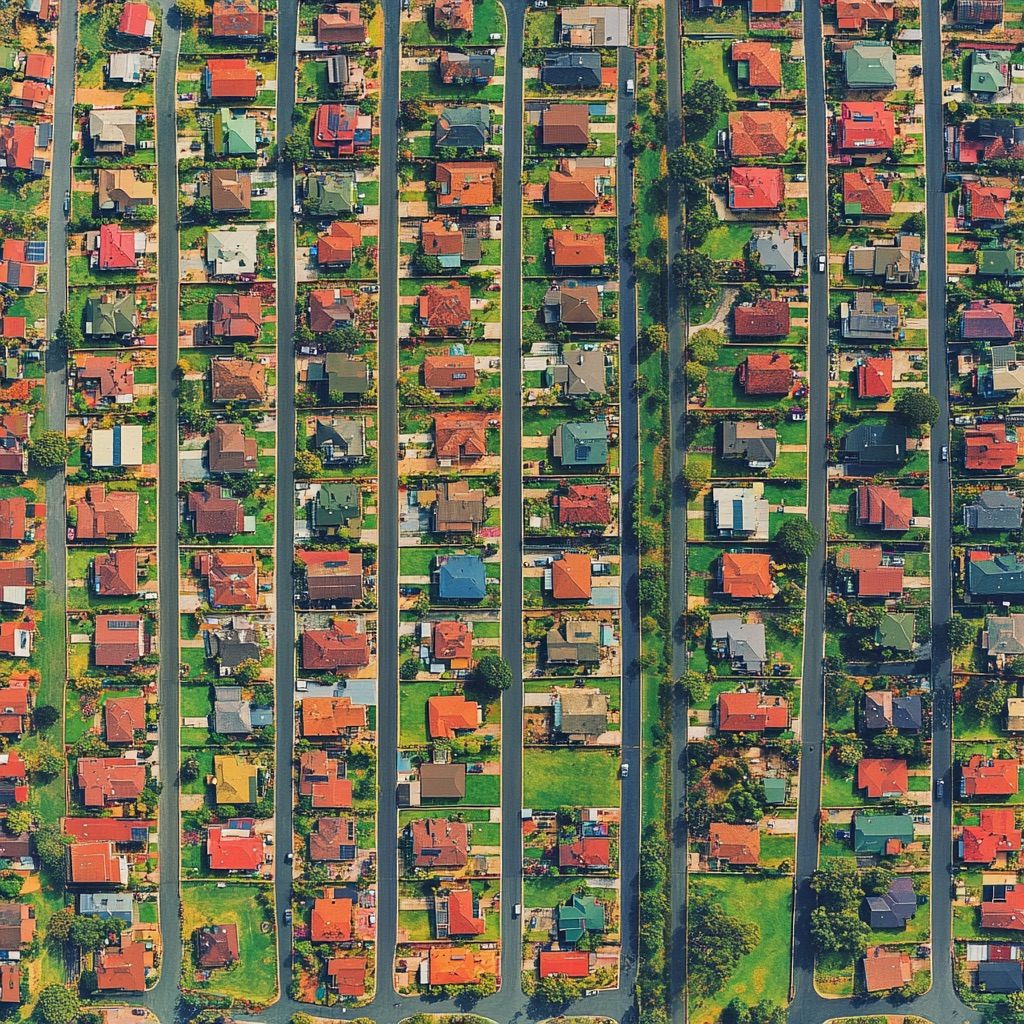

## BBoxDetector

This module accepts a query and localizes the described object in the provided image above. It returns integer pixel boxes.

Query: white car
[620,763,629,778]
[941,446,949,461]
[816,254,826,273]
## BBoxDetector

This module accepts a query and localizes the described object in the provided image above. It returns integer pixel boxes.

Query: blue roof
[437,554,487,599]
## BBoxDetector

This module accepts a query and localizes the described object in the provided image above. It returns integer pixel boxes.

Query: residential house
[423,353,476,392]
[731,40,782,90]
[301,620,369,671]
[852,812,914,854]
[0,497,25,543]
[966,423,1018,470]
[545,619,601,666]
[74,485,139,540]
[419,762,467,799]
[94,614,147,667]
[545,348,607,397]
[844,42,897,89]
[862,947,912,992]
[78,356,134,406]
[307,352,370,396]
[737,351,794,395]
[962,755,1020,796]
[300,696,367,738]
[438,50,494,86]
[87,109,137,157]
[204,58,258,101]
[309,287,357,331]
[187,484,245,536]
[92,224,145,273]
[313,416,366,465]
[549,228,606,269]
[434,161,496,210]
[89,424,143,470]
[717,552,773,599]
[67,842,130,886]
[104,696,145,744]
[0,903,33,954]
[409,818,469,869]
[840,421,908,472]
[558,5,631,45]
[875,611,915,653]
[970,552,1024,600]
[750,225,804,274]
[298,750,352,808]
[863,690,922,731]
[192,551,258,608]
[297,548,364,605]
[986,614,1024,670]
[558,835,610,871]
[734,299,790,339]
[212,0,265,38]
[858,757,908,798]
[982,884,1024,929]
[85,294,137,339]
[836,0,895,29]
[549,551,592,602]
[728,166,784,211]
[435,105,490,149]
[728,110,792,158]
[721,421,777,469]
[541,51,602,90]
[432,620,474,669]
[311,895,354,941]
[557,893,604,943]
[311,481,361,531]
[950,118,1024,164]
[712,487,769,540]
[437,887,486,937]
[325,956,367,996]
[434,410,490,464]
[213,108,258,156]
[194,924,240,968]
[965,181,1011,225]
[420,217,480,268]
[312,103,372,157]
[966,490,1023,531]
[979,961,1024,993]
[210,357,266,404]
[855,485,913,532]
[970,50,1008,96]
[117,2,154,39]
[76,757,145,808]
[961,300,1016,341]
[418,282,471,333]
[315,4,366,44]
[844,167,893,218]
[552,483,612,527]
[208,422,257,475]
[94,940,147,992]
[316,221,363,268]
[544,283,602,330]
[976,246,1024,280]
[206,626,260,677]
[206,825,262,872]
[717,691,788,731]
[961,808,1022,863]
[433,479,486,534]
[553,419,609,468]
[435,553,487,601]
[546,157,613,206]
[428,695,481,739]
[846,234,922,287]
[212,686,257,735]
[541,104,591,147]
[97,168,154,216]
[708,822,760,866]
[212,754,259,804]
[837,102,896,153]
[426,947,498,987]
[209,168,251,216]
[309,817,358,862]
[956,0,1004,26]
[856,355,893,399]
[709,614,767,673]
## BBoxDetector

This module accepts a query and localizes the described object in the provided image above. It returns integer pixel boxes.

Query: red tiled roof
[104,696,145,744]
[427,695,480,739]
[212,0,265,37]
[311,896,352,942]
[0,318,25,341]
[301,696,368,738]
[961,300,1015,341]
[206,59,258,99]
[63,818,153,844]
[298,750,352,808]
[856,485,913,531]
[983,884,1024,930]
[558,836,610,869]
[187,484,244,536]
[857,757,909,798]
[856,356,893,398]
[433,411,490,460]
[729,166,784,210]
[118,2,153,37]
[857,565,904,598]
[23,53,53,81]
[433,620,473,662]
[551,552,592,601]
[966,181,1011,223]
[862,947,912,992]
[555,483,612,525]
[76,757,145,807]
[734,300,790,338]
[539,951,590,978]
[0,124,35,172]
[718,691,789,731]
[95,941,146,992]
[418,282,471,330]
[80,355,134,399]
[94,549,138,598]
[94,614,145,666]
[446,886,485,935]
[550,229,606,268]
[547,165,603,203]
[212,293,262,340]
[68,842,126,885]
[963,754,1019,796]
[411,818,470,868]
[317,221,363,266]
[541,104,591,146]
[423,354,476,389]
[301,620,369,670]
[966,424,1019,471]
[844,167,893,216]
[709,822,760,865]
[731,40,782,89]
[206,825,262,871]
[316,5,365,44]
[837,0,895,28]
[435,162,496,209]
[97,224,137,271]
[728,111,792,157]
[194,551,258,608]
[719,552,773,598]
[962,807,1022,863]
[738,351,794,394]
[839,102,896,152]
[434,0,473,30]
[0,498,25,542]
[0,963,19,1004]
[75,486,139,540]
[326,956,367,996]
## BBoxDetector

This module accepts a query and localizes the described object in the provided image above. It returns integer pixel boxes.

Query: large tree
[687,884,759,1000]
[38,985,79,1024]
[475,654,512,693]
[32,431,70,469]
[774,517,819,563]
[894,388,941,427]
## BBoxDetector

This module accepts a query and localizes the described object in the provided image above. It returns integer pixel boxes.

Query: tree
[536,974,585,1004]
[946,614,977,653]
[682,459,710,495]
[680,671,710,706]
[233,660,261,687]
[33,704,59,730]
[46,907,75,944]
[667,143,716,201]
[400,658,419,680]
[476,653,513,693]
[34,824,71,873]
[191,195,212,224]
[3,809,29,835]
[673,249,717,306]
[181,755,200,783]
[688,328,723,366]
[38,985,79,1024]
[294,449,323,478]
[688,884,759,999]
[639,323,668,359]
[774,517,819,563]
[32,431,70,469]
[964,674,1011,720]
[56,310,83,351]
[410,251,442,276]
[902,212,926,235]
[282,130,312,163]
[683,78,733,138]
[894,388,941,427]
[30,743,64,778]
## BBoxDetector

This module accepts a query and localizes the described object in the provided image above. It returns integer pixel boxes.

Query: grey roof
[751,226,802,274]
[546,619,601,665]
[435,104,491,148]
[985,613,1024,658]
[863,876,916,928]
[214,693,253,735]
[88,108,137,152]
[841,421,908,467]
[315,417,366,460]
[325,353,369,395]
[708,614,767,673]
[541,51,603,89]
[969,553,1024,597]
[980,961,1024,994]
[712,486,769,537]
[841,290,900,340]
[553,419,609,466]
[79,893,134,923]
[553,686,609,737]
[207,628,260,670]
[721,421,777,467]
[547,349,607,396]
[966,489,1023,531]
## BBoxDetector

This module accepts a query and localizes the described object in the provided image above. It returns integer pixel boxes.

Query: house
[836,0,895,28]
[728,110,791,159]
[434,0,473,31]
[0,903,33,953]
[194,924,239,968]
[420,218,480,268]
[956,0,1004,25]
[78,893,134,924]
[438,51,494,86]
[970,552,1024,600]
[325,956,367,997]
[970,50,1008,96]
[209,168,251,215]
[88,109,137,156]
[0,619,32,659]
[313,416,366,464]
[0,497,25,543]
[547,158,613,205]
[553,686,608,740]
[206,627,260,677]
[0,679,28,737]
[89,424,143,470]
[982,884,1024,929]
[846,234,922,286]
[437,886,486,937]
[213,108,258,156]
[212,686,256,735]
[965,181,1011,225]
[844,42,897,89]
[979,961,1024,994]
[309,817,358,861]
[312,481,361,531]
[731,40,782,90]
[435,161,496,209]
[544,283,601,330]
[961,808,1022,863]
[553,483,611,527]
[117,2,154,39]
[737,352,794,394]
[74,486,139,540]
[409,818,469,868]
[418,282,471,333]
[435,553,487,601]
[316,221,363,268]
[844,167,892,218]
[718,690,788,731]
[862,947,912,992]
[423,353,476,392]
[728,166,784,211]
[435,105,490,149]
[426,947,498,988]
[85,294,137,339]
[193,551,258,608]
[553,419,609,467]
[875,611,915,653]
[717,552,774,599]
[315,4,366,44]
[961,300,1016,341]
[541,51,603,90]
[967,490,1023,531]
[0,123,36,175]
[558,5,631,45]
[432,620,474,668]
[300,696,367,738]
[104,696,145,744]
[301,620,369,671]
[209,423,257,475]
[210,357,266,404]
[558,835,610,870]
[545,619,601,666]
[76,757,145,807]
[187,484,244,536]
[734,300,790,339]
[840,421,908,471]
[93,224,144,273]
[207,227,259,279]
[539,951,590,979]
[550,551,592,601]
[94,614,146,667]
[419,762,467,799]
[852,812,915,854]
[856,356,893,399]
[951,118,1024,163]
[709,614,767,673]
[95,940,146,992]
[68,842,129,886]
[557,893,605,942]
[549,228,606,269]
[212,0,265,38]
[0,964,19,1005]
[298,750,352,808]
[434,411,490,463]
[206,825,262,872]
[309,287,357,331]
[976,247,1024,280]
[308,353,370,396]
[708,822,760,866]
[966,424,1019,471]
[837,102,896,152]
[106,52,156,86]
[433,480,486,534]
[986,614,1024,670]
[750,225,803,274]
[204,58,258,100]
[541,104,591,147]
[712,487,769,540]
[312,103,372,157]
[857,758,908,798]
[311,895,353,942]
[212,754,259,804]
[545,348,607,397]
[78,356,134,406]
[962,754,1019,796]
[721,421,777,469]
[863,691,922,731]
[855,485,913,532]
[298,548,364,605]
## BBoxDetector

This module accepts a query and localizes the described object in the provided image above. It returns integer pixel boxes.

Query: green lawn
[523,748,620,809]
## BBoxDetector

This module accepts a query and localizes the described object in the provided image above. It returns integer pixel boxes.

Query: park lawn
[523,748,620,809]
[688,875,793,1023]
[181,882,278,1005]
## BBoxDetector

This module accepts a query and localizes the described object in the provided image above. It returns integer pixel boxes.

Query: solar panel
[25,241,45,263]
[327,111,340,132]
[107,619,137,630]
[575,444,588,461]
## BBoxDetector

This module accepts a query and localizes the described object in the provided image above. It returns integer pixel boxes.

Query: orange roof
[551,552,592,601]
[966,424,1019,472]
[718,691,789,731]
[844,167,893,217]
[719,552,773,598]
[69,842,125,885]
[729,166,784,210]
[206,58,258,99]
[731,40,782,89]
[326,956,367,996]
[857,565,904,598]
[547,165,604,204]
[838,102,896,152]
[301,696,368,738]
[856,485,912,532]
[709,822,760,865]
[962,807,1022,862]
[550,229,606,268]
[311,896,352,942]
[428,946,498,986]
[435,162,496,209]
[837,0,895,27]
[445,886,485,935]
[862,947,911,992]
[539,950,590,978]
[95,940,146,992]
[427,695,481,739]
[856,356,893,398]
[966,182,1011,223]
[963,754,1019,796]
[857,757,909,798]
[317,221,362,265]
[738,351,794,394]
[433,620,473,662]
[433,411,490,460]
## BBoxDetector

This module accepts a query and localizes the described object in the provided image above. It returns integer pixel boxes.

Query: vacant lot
[523,748,620,808]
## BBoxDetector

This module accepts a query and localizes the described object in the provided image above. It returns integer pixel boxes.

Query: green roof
[214,108,257,156]
[853,813,914,853]
[313,482,360,528]
[875,612,915,653]
[557,894,605,943]
[326,352,369,395]
[85,294,136,336]
[977,247,1024,277]
[307,172,357,216]
[762,777,787,804]
[844,43,897,88]
[970,51,1005,94]
[556,419,609,467]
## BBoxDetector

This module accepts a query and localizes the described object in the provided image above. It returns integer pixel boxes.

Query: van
[626,78,634,95]
[489,32,502,40]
